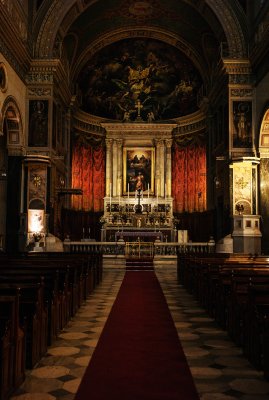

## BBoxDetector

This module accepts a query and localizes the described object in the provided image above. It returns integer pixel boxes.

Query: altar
[100,122,176,242]
[114,230,164,242]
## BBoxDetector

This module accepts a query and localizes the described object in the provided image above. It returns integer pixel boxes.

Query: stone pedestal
[45,234,63,252]
[216,234,233,253]
[232,215,262,254]
[33,242,44,252]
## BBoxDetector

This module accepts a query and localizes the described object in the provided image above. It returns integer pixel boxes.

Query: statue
[123,110,130,122]
[147,111,155,123]
[135,172,144,191]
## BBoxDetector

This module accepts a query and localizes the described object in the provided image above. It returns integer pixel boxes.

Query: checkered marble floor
[10,267,269,400]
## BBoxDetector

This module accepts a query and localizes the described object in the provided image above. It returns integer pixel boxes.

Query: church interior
[1,0,269,399]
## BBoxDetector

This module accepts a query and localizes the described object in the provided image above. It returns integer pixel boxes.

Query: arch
[34,0,247,60]
[259,107,269,157]
[206,0,247,57]
[1,97,23,148]
[0,103,9,251]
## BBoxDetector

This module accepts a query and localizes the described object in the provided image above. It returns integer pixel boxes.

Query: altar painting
[123,147,154,194]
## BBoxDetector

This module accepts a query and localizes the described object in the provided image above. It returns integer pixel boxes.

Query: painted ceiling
[78,38,203,121]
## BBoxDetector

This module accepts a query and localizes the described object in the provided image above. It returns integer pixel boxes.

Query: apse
[77,38,203,121]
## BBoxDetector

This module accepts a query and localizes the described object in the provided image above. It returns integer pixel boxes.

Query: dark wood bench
[177,253,269,380]
[0,250,103,394]
[0,293,25,400]
[0,281,47,369]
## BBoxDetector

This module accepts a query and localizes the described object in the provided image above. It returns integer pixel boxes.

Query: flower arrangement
[235,203,244,215]
[33,232,43,242]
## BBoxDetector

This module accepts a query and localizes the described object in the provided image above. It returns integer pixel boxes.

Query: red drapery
[172,142,206,213]
[71,141,105,212]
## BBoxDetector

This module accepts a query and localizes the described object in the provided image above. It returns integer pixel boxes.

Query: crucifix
[135,188,143,214]
[135,99,143,121]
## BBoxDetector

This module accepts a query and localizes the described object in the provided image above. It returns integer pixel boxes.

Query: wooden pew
[0,250,103,395]
[0,267,63,345]
[177,253,269,380]
[243,284,269,370]
[0,251,102,344]
[0,281,47,369]
[0,293,25,400]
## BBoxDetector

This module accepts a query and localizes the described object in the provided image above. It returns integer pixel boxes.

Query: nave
[10,267,269,400]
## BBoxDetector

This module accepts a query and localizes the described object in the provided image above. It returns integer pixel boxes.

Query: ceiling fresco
[69,0,222,55]
[78,38,203,121]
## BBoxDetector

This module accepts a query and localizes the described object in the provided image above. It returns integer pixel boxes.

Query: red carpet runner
[75,271,200,400]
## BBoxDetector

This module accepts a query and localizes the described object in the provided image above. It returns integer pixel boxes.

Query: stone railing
[154,241,215,255]
[63,239,215,256]
[63,241,126,255]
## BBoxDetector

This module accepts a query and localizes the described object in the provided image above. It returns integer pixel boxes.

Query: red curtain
[172,142,206,213]
[71,141,105,212]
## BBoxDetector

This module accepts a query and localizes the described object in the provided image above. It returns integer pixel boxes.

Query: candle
[128,183,129,200]
[148,183,149,200]
[157,183,158,204]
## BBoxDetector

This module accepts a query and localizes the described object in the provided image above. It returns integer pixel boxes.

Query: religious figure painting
[123,147,155,194]
[78,38,202,121]
[232,101,252,148]
[28,100,49,147]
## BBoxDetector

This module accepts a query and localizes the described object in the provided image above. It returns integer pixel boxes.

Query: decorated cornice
[222,59,252,75]
[172,110,206,137]
[26,65,55,85]
[73,110,106,138]
[34,0,247,61]
[23,154,51,165]
[26,59,71,103]
[101,122,177,140]
[73,108,207,139]
[222,59,254,85]
[230,88,254,98]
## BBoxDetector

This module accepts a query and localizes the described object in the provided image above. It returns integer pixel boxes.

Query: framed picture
[232,101,252,148]
[123,147,155,194]
[28,100,49,147]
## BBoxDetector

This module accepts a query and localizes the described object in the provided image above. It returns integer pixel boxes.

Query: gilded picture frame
[232,101,253,148]
[123,147,155,195]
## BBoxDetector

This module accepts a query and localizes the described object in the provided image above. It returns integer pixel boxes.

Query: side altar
[100,122,177,242]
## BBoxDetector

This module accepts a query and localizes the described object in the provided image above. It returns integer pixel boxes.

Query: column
[116,139,123,196]
[165,139,173,197]
[105,139,113,196]
[112,140,117,197]
[159,140,165,197]
[155,139,161,200]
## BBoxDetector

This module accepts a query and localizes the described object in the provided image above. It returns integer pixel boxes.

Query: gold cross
[135,99,143,119]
